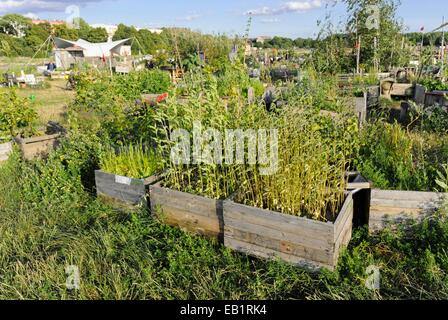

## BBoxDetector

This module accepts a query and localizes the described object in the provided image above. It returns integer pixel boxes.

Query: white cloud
[247,0,324,16]
[0,0,105,13]
[23,12,38,19]
[260,18,280,23]
[177,13,202,22]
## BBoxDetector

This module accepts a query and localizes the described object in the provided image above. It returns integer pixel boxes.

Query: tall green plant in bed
[154,72,356,222]
[100,142,163,179]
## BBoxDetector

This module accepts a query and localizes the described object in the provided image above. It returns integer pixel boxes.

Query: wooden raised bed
[369,189,447,232]
[223,193,355,271]
[15,134,61,160]
[149,182,224,239]
[0,142,12,162]
[95,170,160,206]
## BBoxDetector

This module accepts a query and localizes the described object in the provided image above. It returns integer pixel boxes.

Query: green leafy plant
[436,165,448,192]
[419,77,448,92]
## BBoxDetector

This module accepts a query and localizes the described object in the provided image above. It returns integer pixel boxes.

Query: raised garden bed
[0,141,12,162]
[149,182,224,239]
[95,170,161,206]
[223,192,355,271]
[14,134,61,160]
[369,189,446,232]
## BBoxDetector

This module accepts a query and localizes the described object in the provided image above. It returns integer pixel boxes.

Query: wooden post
[356,36,361,75]
[441,17,446,79]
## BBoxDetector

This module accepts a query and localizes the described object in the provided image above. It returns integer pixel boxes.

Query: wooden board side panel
[149,184,223,239]
[223,200,346,268]
[18,136,60,160]
[95,170,147,205]
[0,142,12,161]
[369,189,447,231]
[225,238,333,272]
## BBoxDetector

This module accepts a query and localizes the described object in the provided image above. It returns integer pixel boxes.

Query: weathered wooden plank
[17,134,60,144]
[149,183,224,239]
[224,216,333,250]
[97,189,145,205]
[150,183,221,219]
[372,189,446,202]
[16,134,61,160]
[370,206,424,216]
[225,238,333,272]
[371,199,441,209]
[223,201,333,235]
[334,194,353,238]
[225,228,334,265]
[333,218,353,264]
[96,180,145,199]
[95,170,159,205]
[369,189,447,232]
[155,205,222,238]
[369,213,430,232]
[334,197,354,243]
[0,142,12,162]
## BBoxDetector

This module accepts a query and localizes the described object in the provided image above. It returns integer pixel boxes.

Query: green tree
[85,27,108,43]
[54,24,79,41]
[344,0,407,71]
[0,14,31,37]
[113,24,138,41]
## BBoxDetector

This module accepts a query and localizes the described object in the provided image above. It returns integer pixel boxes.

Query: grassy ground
[0,134,448,300]
[0,57,47,74]
[0,79,74,127]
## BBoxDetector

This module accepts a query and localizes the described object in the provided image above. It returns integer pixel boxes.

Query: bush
[0,89,37,140]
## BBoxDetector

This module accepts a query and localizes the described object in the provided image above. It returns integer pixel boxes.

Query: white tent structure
[53,37,131,69]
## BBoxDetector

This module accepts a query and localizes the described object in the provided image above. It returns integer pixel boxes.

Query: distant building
[53,37,131,69]
[31,19,65,26]
[256,36,272,44]
[136,27,163,34]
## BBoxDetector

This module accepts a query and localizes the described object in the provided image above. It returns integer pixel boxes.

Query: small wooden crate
[370,189,446,232]
[149,182,224,239]
[15,134,61,160]
[95,170,160,206]
[223,193,354,271]
[0,142,12,162]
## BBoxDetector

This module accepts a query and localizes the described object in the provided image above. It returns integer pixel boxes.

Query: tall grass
[356,120,448,191]
[100,143,163,179]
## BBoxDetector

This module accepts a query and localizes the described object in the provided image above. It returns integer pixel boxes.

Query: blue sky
[0,0,446,38]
